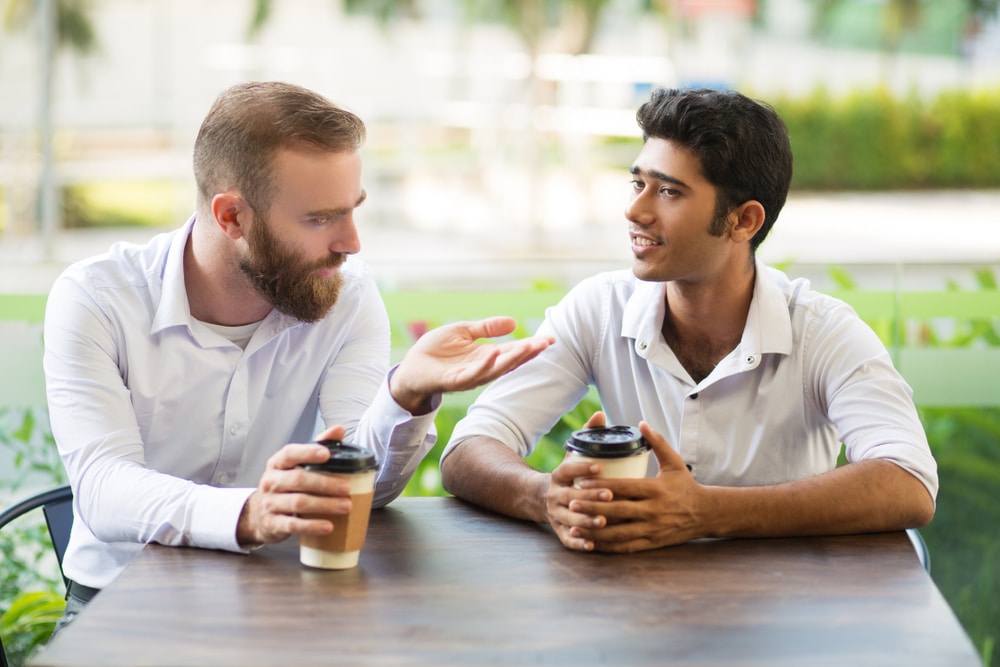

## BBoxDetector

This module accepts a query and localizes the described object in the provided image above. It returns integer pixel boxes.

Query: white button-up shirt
[446,261,937,499]
[44,217,437,588]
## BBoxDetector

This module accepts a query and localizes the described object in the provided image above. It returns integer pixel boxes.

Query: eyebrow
[307,190,367,218]
[629,165,690,190]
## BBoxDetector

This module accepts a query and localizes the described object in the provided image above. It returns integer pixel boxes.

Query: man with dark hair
[44,81,552,625]
[441,87,937,553]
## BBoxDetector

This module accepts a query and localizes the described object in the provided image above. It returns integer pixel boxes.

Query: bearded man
[43,81,552,630]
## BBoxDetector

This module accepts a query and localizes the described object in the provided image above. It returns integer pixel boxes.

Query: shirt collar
[150,215,197,335]
[743,256,794,357]
[149,215,302,345]
[619,256,793,358]
[621,277,666,346]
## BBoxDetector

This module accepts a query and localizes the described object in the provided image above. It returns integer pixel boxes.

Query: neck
[661,258,756,382]
[184,217,273,326]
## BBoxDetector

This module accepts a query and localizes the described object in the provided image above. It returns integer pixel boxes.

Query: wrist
[236,494,263,548]
[388,366,434,415]
[530,471,556,525]
[697,485,743,540]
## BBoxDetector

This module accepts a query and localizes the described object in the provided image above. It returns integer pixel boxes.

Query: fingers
[442,337,553,392]
[242,491,349,544]
[551,459,602,487]
[462,316,518,340]
[241,442,363,546]
[266,443,333,472]
[638,421,687,473]
[583,411,606,429]
[314,424,346,444]
[547,462,614,552]
[486,337,552,375]
[454,317,554,351]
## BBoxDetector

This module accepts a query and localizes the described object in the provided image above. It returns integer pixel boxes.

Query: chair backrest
[0,485,73,667]
[0,485,74,586]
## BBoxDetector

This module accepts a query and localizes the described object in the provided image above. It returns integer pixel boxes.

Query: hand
[237,425,354,547]
[568,421,702,553]
[542,411,613,552]
[389,316,554,414]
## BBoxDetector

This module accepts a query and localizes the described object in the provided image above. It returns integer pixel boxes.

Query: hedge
[775,86,1000,190]
[600,86,1000,192]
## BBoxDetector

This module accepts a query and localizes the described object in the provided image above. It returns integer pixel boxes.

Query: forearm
[700,459,935,539]
[441,437,551,523]
[74,457,252,550]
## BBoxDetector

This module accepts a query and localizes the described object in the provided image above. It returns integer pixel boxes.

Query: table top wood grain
[31,497,981,666]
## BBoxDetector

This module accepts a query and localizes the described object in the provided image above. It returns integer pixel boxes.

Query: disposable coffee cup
[297,440,378,570]
[564,426,651,484]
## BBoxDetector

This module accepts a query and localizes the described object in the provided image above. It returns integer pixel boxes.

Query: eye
[629,178,644,191]
[309,215,338,226]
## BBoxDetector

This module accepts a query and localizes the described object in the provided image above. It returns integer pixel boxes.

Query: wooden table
[32,497,980,666]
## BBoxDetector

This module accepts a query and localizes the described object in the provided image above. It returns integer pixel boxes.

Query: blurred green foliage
[922,407,1000,667]
[776,87,1000,190]
[601,86,1000,192]
[61,181,179,229]
[0,407,67,667]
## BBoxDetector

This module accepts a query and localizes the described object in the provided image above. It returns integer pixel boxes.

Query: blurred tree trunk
[1,0,97,255]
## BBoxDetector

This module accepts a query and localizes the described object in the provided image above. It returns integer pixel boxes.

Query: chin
[631,261,665,283]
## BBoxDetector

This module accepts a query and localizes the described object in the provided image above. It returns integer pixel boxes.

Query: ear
[210,192,251,240]
[728,200,765,244]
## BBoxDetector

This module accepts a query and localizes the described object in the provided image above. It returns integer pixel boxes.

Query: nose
[329,216,361,255]
[624,191,655,226]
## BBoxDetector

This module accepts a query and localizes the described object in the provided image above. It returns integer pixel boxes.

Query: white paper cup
[564,426,651,486]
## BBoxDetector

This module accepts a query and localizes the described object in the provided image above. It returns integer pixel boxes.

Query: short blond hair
[193,81,366,215]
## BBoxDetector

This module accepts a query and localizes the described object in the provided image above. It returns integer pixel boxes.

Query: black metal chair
[0,485,73,667]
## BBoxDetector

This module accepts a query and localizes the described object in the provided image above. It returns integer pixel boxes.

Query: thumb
[464,316,517,341]
[583,411,606,429]
[315,424,346,443]
[638,421,686,474]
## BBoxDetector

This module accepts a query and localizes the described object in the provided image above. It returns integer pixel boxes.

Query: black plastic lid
[300,440,378,473]
[564,426,649,458]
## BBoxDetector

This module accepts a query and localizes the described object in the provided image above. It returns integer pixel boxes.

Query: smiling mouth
[630,232,662,248]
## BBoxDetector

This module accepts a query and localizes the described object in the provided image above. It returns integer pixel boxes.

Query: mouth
[630,231,662,254]
[314,255,346,277]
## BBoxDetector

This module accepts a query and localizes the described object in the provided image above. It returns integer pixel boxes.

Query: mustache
[242,253,346,292]
[313,253,346,271]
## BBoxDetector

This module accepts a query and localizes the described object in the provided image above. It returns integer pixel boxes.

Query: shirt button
[218,473,232,485]
[230,424,240,436]
[690,393,699,400]
[638,341,648,351]
[745,355,756,365]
